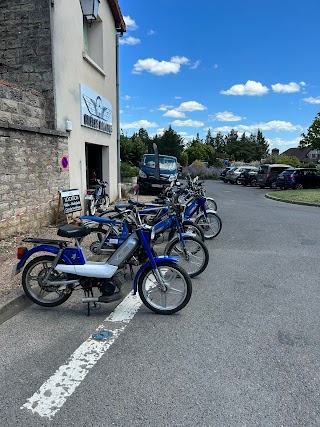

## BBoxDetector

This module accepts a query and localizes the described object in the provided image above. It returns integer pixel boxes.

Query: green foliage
[300,111,320,149]
[180,151,188,166]
[156,125,185,160]
[278,155,301,167]
[120,132,147,167]
[185,142,215,164]
[120,162,139,178]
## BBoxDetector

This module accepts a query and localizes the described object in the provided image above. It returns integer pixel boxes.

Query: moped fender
[181,232,197,238]
[133,255,179,295]
[16,245,72,274]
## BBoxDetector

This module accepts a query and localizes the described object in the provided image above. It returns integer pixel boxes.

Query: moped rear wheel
[99,195,110,210]
[22,255,72,307]
[88,198,97,216]
[195,211,222,239]
[138,262,192,314]
[164,236,209,278]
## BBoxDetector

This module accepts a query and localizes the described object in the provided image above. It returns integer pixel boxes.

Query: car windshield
[143,155,177,171]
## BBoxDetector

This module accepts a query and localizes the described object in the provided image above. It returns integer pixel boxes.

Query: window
[83,17,103,70]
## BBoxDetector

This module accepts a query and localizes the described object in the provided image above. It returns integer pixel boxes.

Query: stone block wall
[0,82,69,240]
[0,0,55,128]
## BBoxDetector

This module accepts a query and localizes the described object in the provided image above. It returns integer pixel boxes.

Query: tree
[185,142,215,164]
[278,155,301,168]
[300,112,320,149]
[157,125,185,160]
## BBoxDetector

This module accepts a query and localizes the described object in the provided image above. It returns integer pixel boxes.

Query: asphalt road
[1,181,320,427]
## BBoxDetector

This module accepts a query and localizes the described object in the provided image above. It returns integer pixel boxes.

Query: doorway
[85,143,102,187]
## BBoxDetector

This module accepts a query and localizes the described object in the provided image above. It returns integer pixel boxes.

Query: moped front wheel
[167,221,204,242]
[205,197,217,212]
[138,262,192,314]
[195,212,222,239]
[22,255,72,307]
[164,236,209,278]
[99,195,110,210]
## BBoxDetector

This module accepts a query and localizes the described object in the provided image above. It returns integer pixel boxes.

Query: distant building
[280,148,320,164]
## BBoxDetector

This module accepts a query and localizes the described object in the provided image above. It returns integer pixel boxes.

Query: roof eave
[107,0,126,34]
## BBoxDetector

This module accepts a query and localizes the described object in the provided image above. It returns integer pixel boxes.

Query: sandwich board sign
[60,189,82,215]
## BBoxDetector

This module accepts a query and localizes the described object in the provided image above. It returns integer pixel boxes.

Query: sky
[118,0,320,154]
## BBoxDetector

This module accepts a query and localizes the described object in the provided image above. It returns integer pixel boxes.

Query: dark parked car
[275,168,320,190]
[219,167,231,183]
[237,169,258,186]
[256,164,292,188]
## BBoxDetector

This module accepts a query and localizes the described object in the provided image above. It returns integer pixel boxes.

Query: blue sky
[118,0,320,154]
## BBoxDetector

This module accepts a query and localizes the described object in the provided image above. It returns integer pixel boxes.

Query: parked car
[219,167,231,183]
[256,164,292,188]
[225,166,258,184]
[237,168,258,186]
[275,168,320,190]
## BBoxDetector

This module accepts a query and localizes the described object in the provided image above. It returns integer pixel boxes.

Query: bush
[121,162,139,178]
[181,162,220,180]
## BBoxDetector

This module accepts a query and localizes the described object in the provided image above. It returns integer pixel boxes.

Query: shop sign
[80,83,112,134]
[61,189,82,214]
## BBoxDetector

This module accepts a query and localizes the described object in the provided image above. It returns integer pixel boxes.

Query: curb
[265,193,320,207]
[0,288,33,325]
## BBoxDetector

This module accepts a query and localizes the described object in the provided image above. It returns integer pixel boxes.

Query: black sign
[61,189,82,214]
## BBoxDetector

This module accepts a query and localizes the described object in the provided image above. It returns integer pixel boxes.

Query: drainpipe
[116,33,122,199]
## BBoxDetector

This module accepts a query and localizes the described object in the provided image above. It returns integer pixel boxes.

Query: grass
[267,189,320,205]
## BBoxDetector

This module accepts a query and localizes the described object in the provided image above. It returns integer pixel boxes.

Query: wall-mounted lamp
[65,120,73,132]
[80,0,100,24]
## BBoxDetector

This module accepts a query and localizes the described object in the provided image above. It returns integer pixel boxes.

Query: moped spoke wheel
[168,221,204,242]
[205,197,217,212]
[164,236,209,278]
[22,255,72,307]
[138,262,192,314]
[80,227,113,260]
[88,198,97,216]
[99,195,110,210]
[195,212,222,239]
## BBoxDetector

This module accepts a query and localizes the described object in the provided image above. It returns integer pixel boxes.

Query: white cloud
[213,120,302,133]
[177,101,206,112]
[122,95,131,100]
[148,29,155,36]
[213,64,219,69]
[271,82,301,93]
[163,110,186,118]
[132,56,189,75]
[268,137,302,152]
[121,120,158,129]
[190,60,200,70]
[220,80,269,96]
[123,16,138,31]
[171,119,204,127]
[119,36,140,46]
[303,96,320,104]
[158,104,174,111]
[212,111,244,122]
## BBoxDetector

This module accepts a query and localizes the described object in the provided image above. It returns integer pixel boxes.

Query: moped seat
[57,224,92,238]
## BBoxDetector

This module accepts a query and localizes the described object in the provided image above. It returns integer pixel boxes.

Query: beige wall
[50,0,119,202]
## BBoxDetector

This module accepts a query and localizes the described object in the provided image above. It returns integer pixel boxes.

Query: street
[1,181,320,426]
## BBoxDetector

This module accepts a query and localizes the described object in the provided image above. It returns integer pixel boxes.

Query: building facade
[0,0,126,237]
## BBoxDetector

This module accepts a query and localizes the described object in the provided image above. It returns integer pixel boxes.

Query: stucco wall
[0,82,69,240]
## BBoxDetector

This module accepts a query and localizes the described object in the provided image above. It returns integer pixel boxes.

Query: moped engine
[99,277,122,296]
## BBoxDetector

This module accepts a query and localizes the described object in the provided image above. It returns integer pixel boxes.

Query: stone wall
[0,0,55,128]
[0,82,69,240]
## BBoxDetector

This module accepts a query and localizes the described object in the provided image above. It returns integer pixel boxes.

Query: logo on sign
[80,84,112,134]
